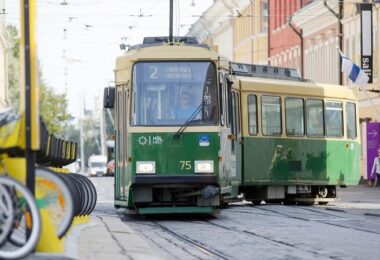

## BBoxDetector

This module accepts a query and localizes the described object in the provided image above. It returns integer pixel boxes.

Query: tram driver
[174,91,200,121]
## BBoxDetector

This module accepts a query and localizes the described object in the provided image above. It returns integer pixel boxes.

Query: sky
[4,0,214,118]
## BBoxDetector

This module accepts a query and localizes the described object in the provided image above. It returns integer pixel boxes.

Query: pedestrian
[370,146,380,187]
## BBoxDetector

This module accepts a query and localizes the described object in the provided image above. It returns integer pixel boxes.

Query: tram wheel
[283,200,296,205]
[218,202,229,208]
[250,200,262,205]
[297,201,315,206]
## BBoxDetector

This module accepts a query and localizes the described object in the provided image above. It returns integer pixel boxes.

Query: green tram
[103,37,360,214]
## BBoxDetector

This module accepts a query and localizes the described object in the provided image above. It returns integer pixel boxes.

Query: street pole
[169,0,173,43]
[80,94,85,174]
[21,0,39,195]
[100,109,106,156]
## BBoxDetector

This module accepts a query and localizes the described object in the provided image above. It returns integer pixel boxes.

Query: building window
[374,27,378,80]
[261,0,268,33]
[351,35,357,64]
[276,0,280,29]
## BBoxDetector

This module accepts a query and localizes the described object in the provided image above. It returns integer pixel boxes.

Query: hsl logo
[137,136,163,146]
[198,134,210,147]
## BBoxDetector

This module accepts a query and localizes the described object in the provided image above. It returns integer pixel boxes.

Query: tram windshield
[131,61,217,126]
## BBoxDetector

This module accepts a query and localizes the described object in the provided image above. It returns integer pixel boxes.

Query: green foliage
[63,115,102,164]
[6,25,72,135]
[82,114,102,163]
[39,84,71,134]
[7,25,21,110]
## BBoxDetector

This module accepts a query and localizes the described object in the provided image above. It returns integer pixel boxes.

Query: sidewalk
[331,184,380,209]
[64,215,164,260]
[25,214,164,260]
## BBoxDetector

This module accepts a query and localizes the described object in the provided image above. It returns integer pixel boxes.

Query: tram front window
[131,61,217,126]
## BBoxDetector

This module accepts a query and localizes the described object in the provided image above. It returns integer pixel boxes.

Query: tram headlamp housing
[136,161,156,174]
[194,160,214,173]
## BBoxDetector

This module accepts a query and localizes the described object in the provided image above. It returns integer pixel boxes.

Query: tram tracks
[200,220,329,259]
[122,213,332,259]
[103,204,380,259]
[122,218,230,259]
[252,205,380,236]
[225,204,355,222]
[153,222,230,260]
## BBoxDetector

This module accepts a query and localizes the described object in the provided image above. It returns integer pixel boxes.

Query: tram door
[229,89,242,186]
[218,73,241,194]
[115,86,129,202]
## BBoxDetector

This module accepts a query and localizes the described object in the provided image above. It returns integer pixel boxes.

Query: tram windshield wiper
[173,103,202,140]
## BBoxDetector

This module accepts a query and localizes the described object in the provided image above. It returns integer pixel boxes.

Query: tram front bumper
[132,174,217,185]
[136,206,218,215]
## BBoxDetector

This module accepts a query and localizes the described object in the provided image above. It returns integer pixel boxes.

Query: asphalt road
[89,176,380,259]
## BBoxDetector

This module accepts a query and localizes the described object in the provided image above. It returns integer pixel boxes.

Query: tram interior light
[136,161,156,174]
[194,161,214,173]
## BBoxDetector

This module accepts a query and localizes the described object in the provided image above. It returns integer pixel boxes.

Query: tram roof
[115,44,219,69]
[237,76,358,100]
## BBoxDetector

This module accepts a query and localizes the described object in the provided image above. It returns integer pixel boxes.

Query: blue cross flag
[340,51,369,88]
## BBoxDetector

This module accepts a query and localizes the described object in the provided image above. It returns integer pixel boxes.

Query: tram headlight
[136,161,156,174]
[194,161,214,173]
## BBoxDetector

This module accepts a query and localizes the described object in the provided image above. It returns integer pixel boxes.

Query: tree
[64,113,102,166]
[7,25,21,109]
[39,83,71,134]
[82,112,102,164]
[7,25,72,135]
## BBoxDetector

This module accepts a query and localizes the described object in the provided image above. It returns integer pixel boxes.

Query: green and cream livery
[103,37,360,214]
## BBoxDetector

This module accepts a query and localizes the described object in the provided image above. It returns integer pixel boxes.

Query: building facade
[233,0,268,64]
[341,1,380,181]
[291,0,341,84]
[268,0,310,76]
[187,0,239,61]
[342,2,380,121]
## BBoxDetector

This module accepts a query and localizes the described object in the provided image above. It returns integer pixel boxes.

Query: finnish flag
[340,51,369,88]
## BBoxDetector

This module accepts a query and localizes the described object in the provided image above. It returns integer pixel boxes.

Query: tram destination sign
[136,62,209,83]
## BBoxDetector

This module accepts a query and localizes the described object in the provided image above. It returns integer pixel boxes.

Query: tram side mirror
[103,87,115,109]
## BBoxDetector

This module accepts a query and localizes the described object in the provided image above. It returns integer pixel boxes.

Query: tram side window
[231,92,237,152]
[235,93,241,135]
[262,96,281,136]
[248,95,257,135]
[306,99,324,137]
[326,101,343,137]
[219,73,224,126]
[285,98,304,136]
[346,102,357,139]
[226,77,232,128]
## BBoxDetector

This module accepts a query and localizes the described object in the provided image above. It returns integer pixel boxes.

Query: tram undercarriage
[239,185,337,205]
[125,184,220,214]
